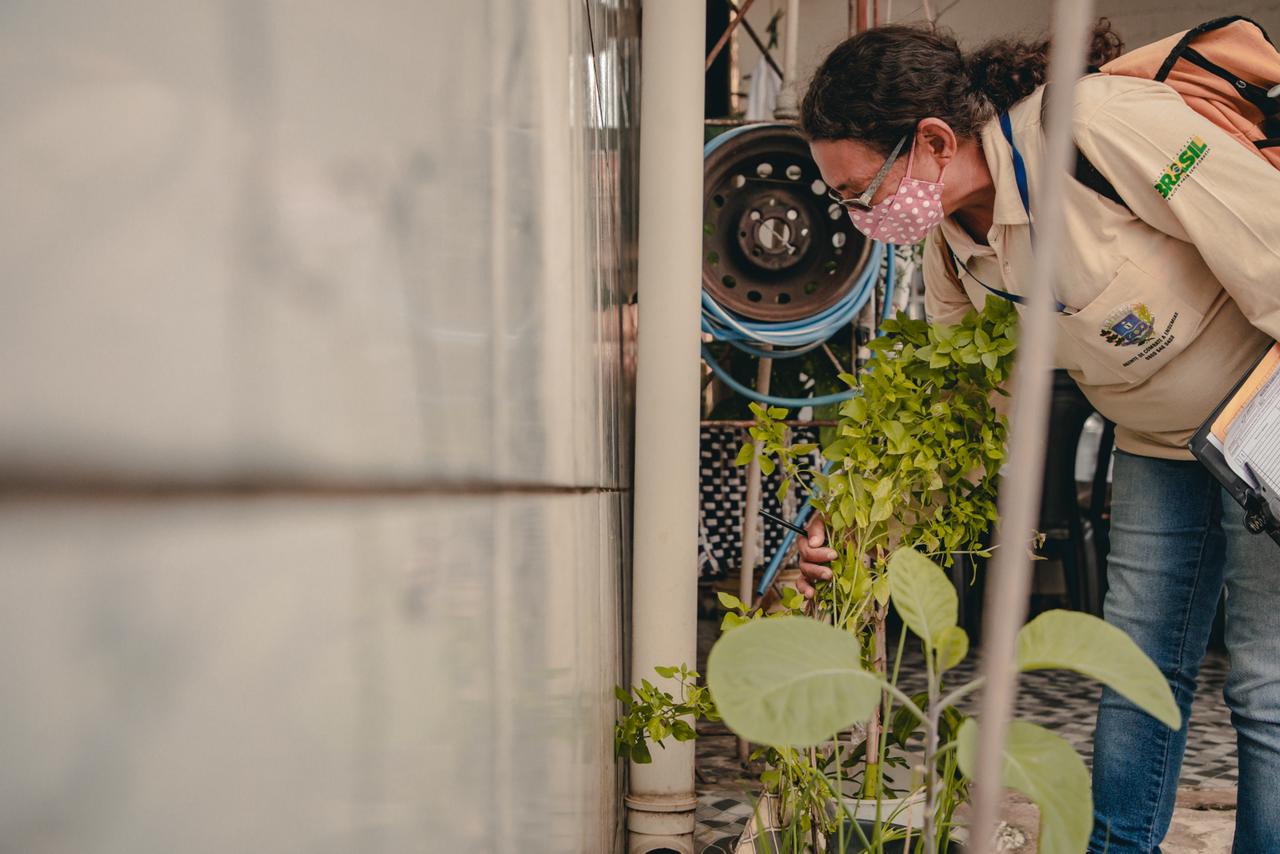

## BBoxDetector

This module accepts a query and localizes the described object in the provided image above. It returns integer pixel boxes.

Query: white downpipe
[773,0,801,118]
[967,0,1095,848]
[625,1,705,852]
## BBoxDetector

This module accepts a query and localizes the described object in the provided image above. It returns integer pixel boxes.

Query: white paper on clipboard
[1210,344,1280,494]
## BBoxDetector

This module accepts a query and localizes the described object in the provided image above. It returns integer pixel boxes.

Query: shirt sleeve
[1074,76,1280,339]
[922,229,975,325]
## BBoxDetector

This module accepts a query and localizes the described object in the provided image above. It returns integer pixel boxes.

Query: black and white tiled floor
[693,618,1236,853]
[890,646,1236,789]
[695,796,757,854]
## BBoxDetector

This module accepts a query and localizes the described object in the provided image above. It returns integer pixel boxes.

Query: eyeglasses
[826,133,911,212]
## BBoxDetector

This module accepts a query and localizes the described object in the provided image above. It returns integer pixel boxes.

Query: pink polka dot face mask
[844,140,947,245]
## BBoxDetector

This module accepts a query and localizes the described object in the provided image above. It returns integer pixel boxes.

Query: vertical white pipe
[773,0,801,118]
[625,1,705,851]
[968,0,1095,848]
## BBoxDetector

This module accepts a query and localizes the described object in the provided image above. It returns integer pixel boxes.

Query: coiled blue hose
[701,125,900,588]
[701,241,888,351]
[700,345,855,409]
[701,249,894,407]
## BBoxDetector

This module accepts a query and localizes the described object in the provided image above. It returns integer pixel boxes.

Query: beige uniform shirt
[924,74,1280,459]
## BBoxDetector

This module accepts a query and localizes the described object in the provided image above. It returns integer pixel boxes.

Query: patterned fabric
[698,426,824,581]
[845,140,947,246]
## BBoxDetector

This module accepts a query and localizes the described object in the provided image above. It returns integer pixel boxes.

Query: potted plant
[616,301,1174,852]
[620,301,1017,850]
[706,547,1180,854]
[734,299,1018,809]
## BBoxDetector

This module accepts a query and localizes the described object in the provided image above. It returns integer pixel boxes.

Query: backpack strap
[1178,46,1280,117]
[1068,142,1129,209]
[1039,82,1131,210]
[1154,16,1277,82]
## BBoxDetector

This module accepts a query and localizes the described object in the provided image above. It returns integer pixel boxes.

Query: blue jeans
[1089,451,1280,853]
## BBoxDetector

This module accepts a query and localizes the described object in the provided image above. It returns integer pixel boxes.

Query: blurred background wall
[735,0,1280,108]
[0,2,639,852]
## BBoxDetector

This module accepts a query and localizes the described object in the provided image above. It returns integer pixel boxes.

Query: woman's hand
[795,515,837,599]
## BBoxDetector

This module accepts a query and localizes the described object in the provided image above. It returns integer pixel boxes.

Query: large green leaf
[956,719,1091,854]
[935,625,969,672]
[706,617,883,747]
[1016,610,1180,730]
[887,547,957,646]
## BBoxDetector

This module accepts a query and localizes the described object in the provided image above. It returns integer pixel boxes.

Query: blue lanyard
[945,246,1065,312]
[1000,112,1034,238]
[953,114,1070,315]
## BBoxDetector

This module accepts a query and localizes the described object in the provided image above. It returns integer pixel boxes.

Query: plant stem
[922,646,940,853]
[818,770,873,852]
[880,682,925,723]
[806,745,820,854]
[874,623,908,847]
[923,708,940,853]
[862,605,888,797]
[936,676,985,713]
[833,728,845,848]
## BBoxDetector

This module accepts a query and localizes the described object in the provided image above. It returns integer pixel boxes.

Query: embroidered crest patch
[1100,303,1156,347]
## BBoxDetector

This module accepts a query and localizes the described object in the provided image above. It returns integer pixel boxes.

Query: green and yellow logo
[1153,136,1209,200]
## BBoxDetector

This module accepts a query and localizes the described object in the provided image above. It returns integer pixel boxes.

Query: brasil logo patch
[1100,303,1155,347]
[1153,136,1209,200]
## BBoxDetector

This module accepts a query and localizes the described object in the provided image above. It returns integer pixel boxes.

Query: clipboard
[1189,342,1280,548]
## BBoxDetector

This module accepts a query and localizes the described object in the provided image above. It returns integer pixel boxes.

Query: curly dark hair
[800,20,1124,154]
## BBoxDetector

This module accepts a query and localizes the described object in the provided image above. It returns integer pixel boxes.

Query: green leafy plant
[614,663,719,765]
[613,591,811,782]
[615,300,1105,851]
[740,300,1019,795]
[707,547,1180,853]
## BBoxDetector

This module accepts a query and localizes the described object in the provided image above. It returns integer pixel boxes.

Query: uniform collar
[938,89,1041,262]
[983,84,1047,228]
[939,215,990,264]
[979,103,1034,228]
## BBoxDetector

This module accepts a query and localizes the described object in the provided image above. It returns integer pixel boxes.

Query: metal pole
[705,0,757,72]
[626,1,705,851]
[726,0,784,81]
[737,353,773,610]
[736,351,772,763]
[967,1,1095,849]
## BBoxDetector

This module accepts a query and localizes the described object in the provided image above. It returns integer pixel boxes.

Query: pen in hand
[757,508,812,539]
